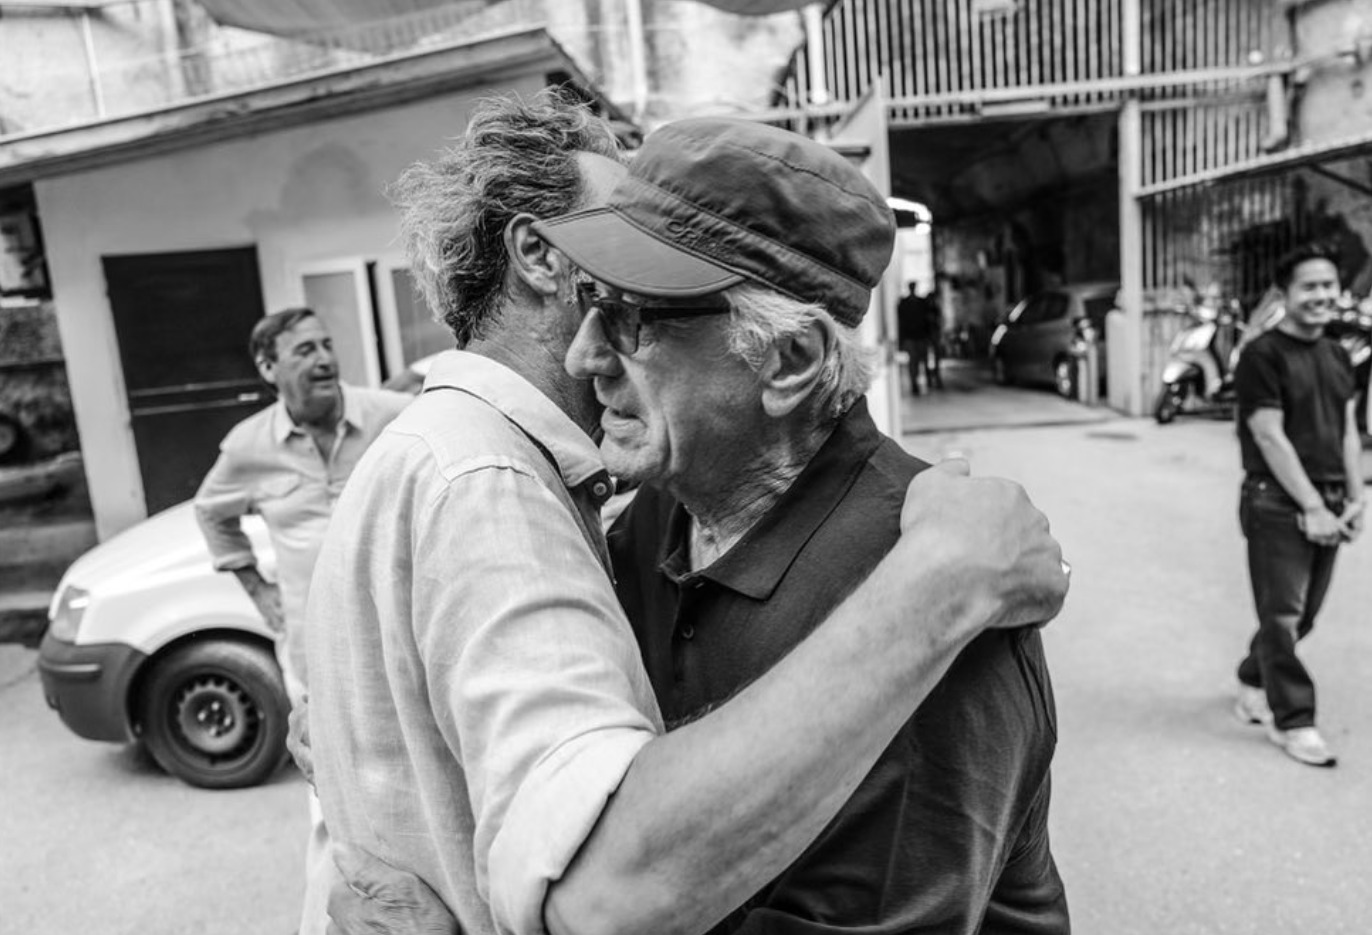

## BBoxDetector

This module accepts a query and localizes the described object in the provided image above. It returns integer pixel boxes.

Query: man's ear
[255,356,276,386]
[759,318,832,418]
[503,212,565,298]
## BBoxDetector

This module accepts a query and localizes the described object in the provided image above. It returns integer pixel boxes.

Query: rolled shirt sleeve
[193,449,258,571]
[409,458,661,935]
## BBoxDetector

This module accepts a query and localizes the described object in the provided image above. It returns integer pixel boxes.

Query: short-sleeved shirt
[305,350,662,935]
[608,398,1068,935]
[194,383,412,686]
[1234,329,1356,483]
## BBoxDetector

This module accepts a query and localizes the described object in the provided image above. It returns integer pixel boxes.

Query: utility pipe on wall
[623,0,649,121]
[803,2,828,106]
[1114,0,1145,416]
[79,9,107,117]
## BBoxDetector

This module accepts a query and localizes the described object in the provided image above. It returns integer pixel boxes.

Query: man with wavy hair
[304,91,1069,935]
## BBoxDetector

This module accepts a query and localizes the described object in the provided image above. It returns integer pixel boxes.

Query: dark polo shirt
[608,398,1069,935]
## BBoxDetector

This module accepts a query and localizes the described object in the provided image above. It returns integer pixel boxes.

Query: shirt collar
[423,349,608,491]
[269,383,359,444]
[660,397,884,600]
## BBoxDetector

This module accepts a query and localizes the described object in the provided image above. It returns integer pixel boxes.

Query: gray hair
[390,89,622,347]
[723,283,876,421]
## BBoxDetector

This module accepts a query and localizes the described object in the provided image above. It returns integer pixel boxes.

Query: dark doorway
[104,247,269,514]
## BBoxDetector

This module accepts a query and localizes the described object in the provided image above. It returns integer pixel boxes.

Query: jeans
[1236,476,1343,730]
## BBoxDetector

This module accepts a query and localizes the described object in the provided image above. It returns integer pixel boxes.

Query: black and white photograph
[2,2,1371,933]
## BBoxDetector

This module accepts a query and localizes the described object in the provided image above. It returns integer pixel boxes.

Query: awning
[196,0,490,36]
[1138,128,1372,198]
[196,0,827,37]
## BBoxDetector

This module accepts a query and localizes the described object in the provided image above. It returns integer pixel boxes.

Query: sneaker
[1266,725,1338,767]
[1234,684,1273,726]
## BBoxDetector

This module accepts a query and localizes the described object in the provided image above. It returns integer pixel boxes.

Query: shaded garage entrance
[887,112,1121,394]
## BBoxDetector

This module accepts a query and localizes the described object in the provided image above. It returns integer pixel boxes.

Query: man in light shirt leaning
[303,90,1069,935]
[195,306,411,935]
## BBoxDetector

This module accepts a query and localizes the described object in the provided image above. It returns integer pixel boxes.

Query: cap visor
[534,208,744,299]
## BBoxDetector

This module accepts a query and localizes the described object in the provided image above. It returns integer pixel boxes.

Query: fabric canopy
[195,0,826,37]
[195,0,490,36]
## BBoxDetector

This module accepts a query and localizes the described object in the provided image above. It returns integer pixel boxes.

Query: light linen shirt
[305,350,663,935]
[194,384,412,688]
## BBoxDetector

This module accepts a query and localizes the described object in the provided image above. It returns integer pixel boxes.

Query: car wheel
[0,412,27,465]
[992,355,1011,386]
[139,640,288,790]
[1053,358,1078,400]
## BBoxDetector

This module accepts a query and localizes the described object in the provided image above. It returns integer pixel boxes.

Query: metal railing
[777,0,1286,139]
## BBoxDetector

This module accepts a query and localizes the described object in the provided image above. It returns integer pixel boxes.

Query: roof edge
[0,26,611,187]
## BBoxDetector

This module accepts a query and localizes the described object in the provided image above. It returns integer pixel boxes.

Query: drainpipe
[1115,0,1144,415]
[79,8,107,117]
[624,0,649,122]
[804,3,829,106]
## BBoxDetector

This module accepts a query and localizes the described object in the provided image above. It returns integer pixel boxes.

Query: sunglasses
[576,283,731,355]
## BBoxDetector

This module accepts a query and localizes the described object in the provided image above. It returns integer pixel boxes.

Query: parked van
[37,503,285,789]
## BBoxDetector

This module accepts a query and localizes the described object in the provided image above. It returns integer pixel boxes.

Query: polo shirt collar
[268,383,358,444]
[661,397,885,600]
[423,349,608,491]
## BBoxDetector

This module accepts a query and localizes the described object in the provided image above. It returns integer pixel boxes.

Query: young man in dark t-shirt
[1231,242,1365,767]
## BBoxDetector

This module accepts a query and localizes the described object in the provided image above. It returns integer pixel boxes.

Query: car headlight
[48,585,91,642]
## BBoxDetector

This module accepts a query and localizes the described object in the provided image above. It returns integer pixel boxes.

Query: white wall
[37,74,545,539]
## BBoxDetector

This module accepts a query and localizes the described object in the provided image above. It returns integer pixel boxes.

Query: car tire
[992,355,1012,386]
[1053,358,1078,400]
[138,640,288,790]
[0,412,27,465]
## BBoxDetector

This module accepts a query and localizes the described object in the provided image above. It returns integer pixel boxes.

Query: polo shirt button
[592,481,609,498]
[680,625,695,640]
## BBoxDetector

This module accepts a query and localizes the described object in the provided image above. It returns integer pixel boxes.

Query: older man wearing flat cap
[540,117,1070,935]
[313,102,1069,935]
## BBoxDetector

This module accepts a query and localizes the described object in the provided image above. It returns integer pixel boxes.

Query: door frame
[290,257,383,387]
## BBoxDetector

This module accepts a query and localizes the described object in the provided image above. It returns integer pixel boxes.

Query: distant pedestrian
[1232,242,1364,767]
[897,283,942,393]
[194,307,410,933]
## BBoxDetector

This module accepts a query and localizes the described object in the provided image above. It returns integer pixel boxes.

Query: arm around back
[544,460,1068,935]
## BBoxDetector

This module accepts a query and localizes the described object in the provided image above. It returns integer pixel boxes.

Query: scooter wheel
[1154,382,1184,424]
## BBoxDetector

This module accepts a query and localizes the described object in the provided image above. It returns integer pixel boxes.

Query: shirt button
[592,481,609,498]
[679,625,695,640]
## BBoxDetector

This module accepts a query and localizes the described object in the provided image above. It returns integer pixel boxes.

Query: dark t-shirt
[898,294,936,343]
[1234,329,1355,483]
[607,399,1068,935]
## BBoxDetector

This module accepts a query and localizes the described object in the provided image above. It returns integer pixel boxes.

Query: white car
[38,502,287,789]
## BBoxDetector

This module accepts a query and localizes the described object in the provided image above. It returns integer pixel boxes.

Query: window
[293,256,451,387]
[0,185,50,302]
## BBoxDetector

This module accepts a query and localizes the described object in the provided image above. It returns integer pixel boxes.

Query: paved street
[2,380,1370,934]
[0,641,306,935]
[902,406,1372,935]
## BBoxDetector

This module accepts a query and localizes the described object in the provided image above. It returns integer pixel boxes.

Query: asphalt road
[2,399,1369,934]
[0,644,306,935]
[904,413,1372,935]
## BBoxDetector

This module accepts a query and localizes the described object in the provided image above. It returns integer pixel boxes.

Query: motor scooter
[1324,293,1372,435]
[1153,296,1246,424]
